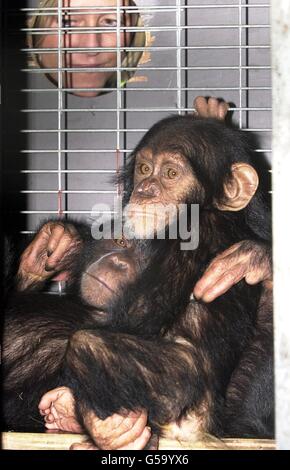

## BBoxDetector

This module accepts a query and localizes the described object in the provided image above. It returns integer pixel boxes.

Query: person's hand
[17,221,82,291]
[193,240,272,302]
[194,96,229,120]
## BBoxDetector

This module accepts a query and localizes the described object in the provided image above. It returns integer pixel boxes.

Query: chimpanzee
[2,235,150,430]
[118,115,273,438]
[2,116,273,448]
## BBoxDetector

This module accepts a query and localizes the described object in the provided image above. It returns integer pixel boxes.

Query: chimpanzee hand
[39,386,153,450]
[193,240,272,302]
[80,408,153,450]
[17,221,82,291]
[194,96,229,120]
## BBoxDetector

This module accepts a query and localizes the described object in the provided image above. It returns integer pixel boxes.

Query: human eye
[62,15,79,28]
[100,15,118,27]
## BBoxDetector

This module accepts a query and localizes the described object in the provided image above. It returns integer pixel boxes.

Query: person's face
[39,0,132,97]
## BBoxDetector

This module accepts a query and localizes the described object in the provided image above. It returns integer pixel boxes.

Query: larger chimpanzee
[3,236,152,436]
[2,116,273,449]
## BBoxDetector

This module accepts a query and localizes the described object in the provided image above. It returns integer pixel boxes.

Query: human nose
[81,31,101,51]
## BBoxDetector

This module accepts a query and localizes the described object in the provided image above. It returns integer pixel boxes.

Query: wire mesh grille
[1,0,271,234]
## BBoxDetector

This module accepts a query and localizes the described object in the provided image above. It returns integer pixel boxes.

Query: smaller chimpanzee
[60,116,273,442]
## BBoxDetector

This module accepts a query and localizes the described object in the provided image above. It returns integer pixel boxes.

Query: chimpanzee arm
[3,236,20,299]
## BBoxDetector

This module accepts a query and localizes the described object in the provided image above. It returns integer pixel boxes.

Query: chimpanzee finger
[118,427,152,450]
[16,237,54,290]
[193,261,228,299]
[89,410,148,450]
[45,233,80,271]
[44,413,55,424]
[208,97,229,121]
[88,409,137,438]
[208,243,243,261]
[109,412,149,448]
[117,409,146,432]
[46,224,66,257]
[208,97,221,119]
[104,411,137,435]
[193,96,209,117]
[199,265,246,303]
[21,229,51,264]
[21,222,62,263]
[39,408,50,417]
[193,244,250,299]
[218,101,229,120]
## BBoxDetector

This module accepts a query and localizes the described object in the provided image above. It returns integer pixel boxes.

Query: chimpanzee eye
[167,168,178,179]
[115,238,127,248]
[139,163,151,175]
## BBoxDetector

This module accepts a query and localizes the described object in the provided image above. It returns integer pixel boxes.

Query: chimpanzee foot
[38,386,83,433]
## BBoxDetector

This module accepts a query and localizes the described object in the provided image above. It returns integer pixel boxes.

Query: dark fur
[2,294,91,430]
[2,116,273,439]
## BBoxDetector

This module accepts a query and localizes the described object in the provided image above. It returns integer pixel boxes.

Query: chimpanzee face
[132,149,196,204]
[80,237,144,309]
[124,149,198,238]
[121,116,260,240]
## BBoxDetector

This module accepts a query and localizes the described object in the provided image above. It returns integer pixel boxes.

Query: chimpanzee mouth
[84,271,115,294]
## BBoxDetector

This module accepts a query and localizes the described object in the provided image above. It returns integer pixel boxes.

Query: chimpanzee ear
[214,163,259,211]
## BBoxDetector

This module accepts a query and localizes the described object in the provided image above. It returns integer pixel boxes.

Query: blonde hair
[27,0,146,89]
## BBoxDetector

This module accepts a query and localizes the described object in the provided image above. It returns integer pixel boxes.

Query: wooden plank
[1,432,276,451]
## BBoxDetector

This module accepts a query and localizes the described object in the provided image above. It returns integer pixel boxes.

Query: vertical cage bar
[244,1,250,130]
[271,0,290,450]
[238,0,243,128]
[176,0,182,114]
[57,0,63,203]
[57,0,64,294]
[116,0,122,201]
[184,0,189,111]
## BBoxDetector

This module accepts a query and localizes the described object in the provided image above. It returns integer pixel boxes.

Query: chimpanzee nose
[137,178,161,198]
[110,254,128,271]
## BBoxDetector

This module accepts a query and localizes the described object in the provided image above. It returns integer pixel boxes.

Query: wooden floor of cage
[2,432,276,450]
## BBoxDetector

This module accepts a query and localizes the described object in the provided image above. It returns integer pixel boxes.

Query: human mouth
[71,64,106,69]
